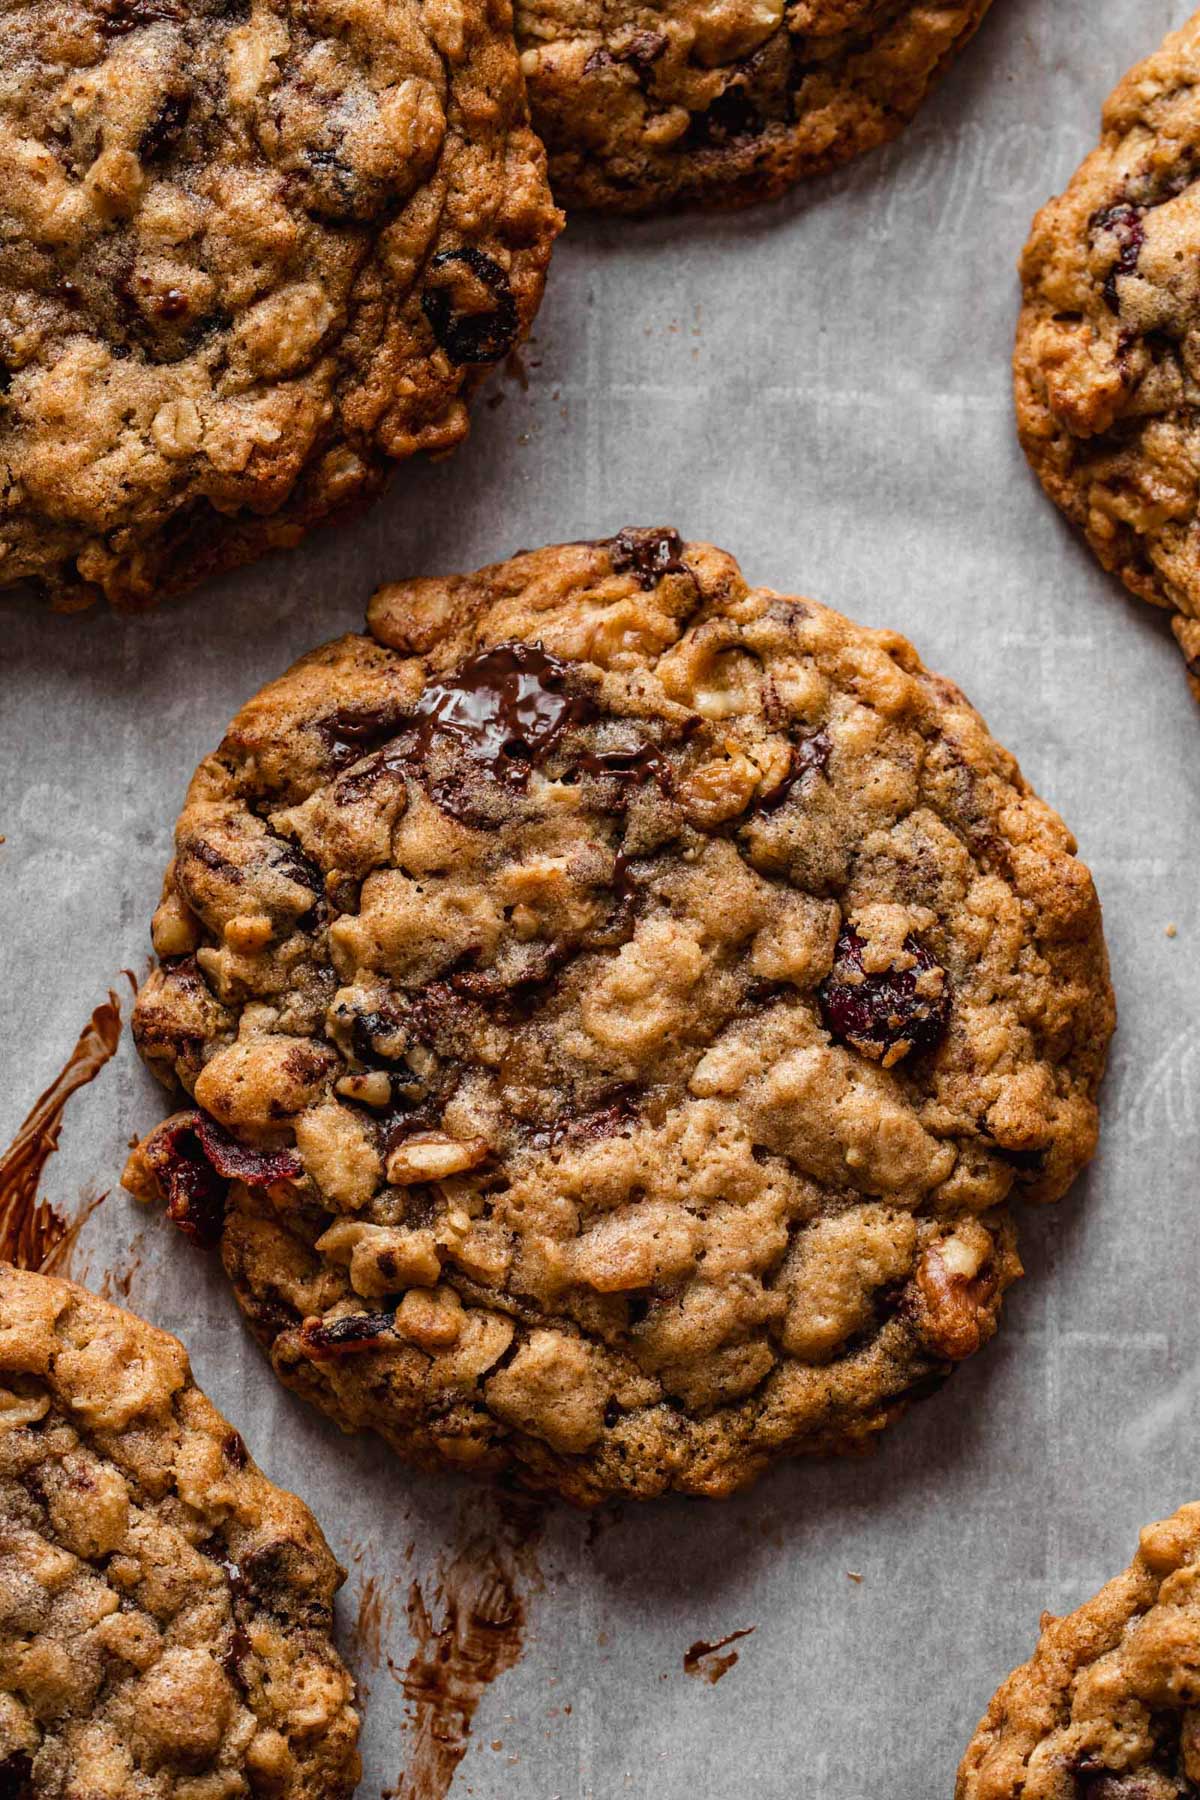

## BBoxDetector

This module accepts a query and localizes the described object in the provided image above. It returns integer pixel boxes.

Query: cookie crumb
[1166,923,1178,938]
[847,1571,864,1583]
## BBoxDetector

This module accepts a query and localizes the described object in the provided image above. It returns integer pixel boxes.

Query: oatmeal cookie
[0,0,559,611]
[1016,8,1200,702]
[515,0,994,213]
[957,1502,1200,1800]
[125,529,1113,1505]
[0,1263,360,1797]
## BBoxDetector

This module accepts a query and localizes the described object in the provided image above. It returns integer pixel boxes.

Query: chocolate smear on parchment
[97,1229,147,1305]
[351,1571,388,1675]
[388,1496,543,1799]
[683,1626,756,1685]
[0,984,129,1273]
[341,1542,397,1700]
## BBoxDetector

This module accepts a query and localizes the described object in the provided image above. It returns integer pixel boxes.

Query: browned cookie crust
[515,0,994,213]
[957,1503,1200,1800]
[1015,9,1200,702]
[125,530,1113,1505]
[0,1264,360,1798]
[0,0,559,611]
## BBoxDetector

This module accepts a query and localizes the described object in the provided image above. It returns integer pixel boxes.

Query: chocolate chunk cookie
[1016,9,1200,701]
[0,1264,360,1797]
[0,0,560,610]
[124,530,1113,1505]
[515,0,994,213]
[957,1503,1200,1800]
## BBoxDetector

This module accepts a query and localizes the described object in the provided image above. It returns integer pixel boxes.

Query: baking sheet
[3,1,1199,1791]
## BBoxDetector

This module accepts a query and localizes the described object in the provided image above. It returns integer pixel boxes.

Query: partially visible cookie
[1016,8,1200,701]
[126,529,1113,1505]
[0,1263,360,1798]
[515,0,994,213]
[957,1503,1200,1800]
[0,0,560,611]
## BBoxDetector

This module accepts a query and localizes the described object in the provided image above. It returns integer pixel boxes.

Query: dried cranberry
[142,1111,302,1246]
[421,249,518,365]
[1091,202,1146,313]
[194,1115,303,1187]
[299,1311,397,1357]
[142,1115,229,1246]
[818,928,950,1065]
[222,1430,248,1468]
[608,527,686,589]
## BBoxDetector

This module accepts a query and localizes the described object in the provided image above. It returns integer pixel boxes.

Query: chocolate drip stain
[0,986,127,1272]
[389,1499,543,1800]
[682,1625,755,1684]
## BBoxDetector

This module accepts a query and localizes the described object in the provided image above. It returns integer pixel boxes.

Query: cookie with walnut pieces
[957,1501,1200,1800]
[0,1263,360,1798]
[124,529,1114,1506]
[0,0,560,611]
[515,0,995,213]
[1016,7,1200,702]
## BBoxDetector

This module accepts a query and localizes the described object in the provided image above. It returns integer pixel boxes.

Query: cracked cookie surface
[0,0,559,610]
[126,529,1113,1505]
[0,1264,360,1798]
[957,1502,1200,1800]
[515,0,994,213]
[1016,8,1200,702]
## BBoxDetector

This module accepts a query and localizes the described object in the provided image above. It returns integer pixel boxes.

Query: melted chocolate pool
[411,642,593,775]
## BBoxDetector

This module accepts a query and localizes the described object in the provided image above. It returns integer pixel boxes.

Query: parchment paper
[4,2,1199,1792]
